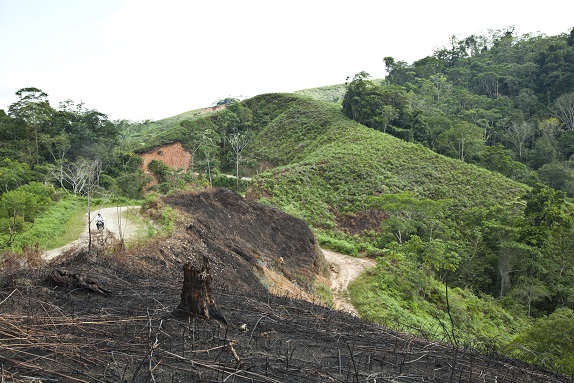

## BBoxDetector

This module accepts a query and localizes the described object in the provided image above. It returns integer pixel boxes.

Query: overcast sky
[1,0,572,122]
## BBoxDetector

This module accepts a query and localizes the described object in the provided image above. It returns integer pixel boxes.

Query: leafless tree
[504,121,534,160]
[227,131,250,191]
[61,158,101,196]
[551,92,574,130]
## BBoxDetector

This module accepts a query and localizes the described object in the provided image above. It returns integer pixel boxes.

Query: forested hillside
[342,27,574,197]
[1,27,574,375]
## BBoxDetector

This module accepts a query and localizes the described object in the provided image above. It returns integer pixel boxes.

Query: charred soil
[0,188,568,382]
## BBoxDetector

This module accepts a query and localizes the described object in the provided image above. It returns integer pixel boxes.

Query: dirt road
[43,206,141,261]
[322,249,376,316]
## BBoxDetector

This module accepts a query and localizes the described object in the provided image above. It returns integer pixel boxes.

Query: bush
[510,308,574,375]
[315,232,357,256]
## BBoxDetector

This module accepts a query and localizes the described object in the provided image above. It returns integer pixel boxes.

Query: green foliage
[350,245,526,352]
[378,28,574,195]
[212,175,251,193]
[0,182,57,250]
[520,183,568,248]
[511,308,574,375]
[246,94,527,231]
[314,231,358,256]
[121,108,212,150]
[368,193,454,245]
[436,121,486,162]
[2,28,574,374]
[294,83,349,103]
[147,159,170,184]
[0,158,35,191]
[141,193,175,235]
[478,144,531,182]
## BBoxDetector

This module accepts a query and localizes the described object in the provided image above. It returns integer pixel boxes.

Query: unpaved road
[322,249,376,315]
[43,206,141,261]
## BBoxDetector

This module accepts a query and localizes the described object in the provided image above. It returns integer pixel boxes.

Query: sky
[1,0,572,122]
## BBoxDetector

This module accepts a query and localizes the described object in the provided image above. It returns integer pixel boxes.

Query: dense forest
[344,27,574,196]
[1,27,574,374]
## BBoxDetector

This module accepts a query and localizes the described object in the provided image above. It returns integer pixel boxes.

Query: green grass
[16,196,86,251]
[294,83,347,103]
[122,107,219,152]
[293,78,384,104]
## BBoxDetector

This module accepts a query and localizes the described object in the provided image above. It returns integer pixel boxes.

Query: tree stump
[173,256,227,325]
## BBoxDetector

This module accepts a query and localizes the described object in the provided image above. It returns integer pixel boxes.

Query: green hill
[242,93,527,223]
[144,91,528,223]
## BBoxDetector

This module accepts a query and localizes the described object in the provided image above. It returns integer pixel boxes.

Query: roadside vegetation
[2,27,574,375]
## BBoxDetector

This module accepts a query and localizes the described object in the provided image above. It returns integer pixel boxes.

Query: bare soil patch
[139,142,192,185]
[322,249,376,315]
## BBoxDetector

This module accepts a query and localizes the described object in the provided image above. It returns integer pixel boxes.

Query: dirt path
[43,206,141,261]
[322,249,376,316]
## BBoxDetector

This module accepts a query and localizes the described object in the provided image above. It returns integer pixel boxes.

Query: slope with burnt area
[0,188,568,382]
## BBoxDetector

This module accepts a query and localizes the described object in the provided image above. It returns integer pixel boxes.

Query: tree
[147,159,170,185]
[61,158,102,196]
[0,182,53,246]
[479,144,509,173]
[0,188,39,245]
[7,87,54,165]
[511,277,551,317]
[552,92,574,130]
[214,97,239,106]
[227,131,250,191]
[437,121,486,161]
[56,100,119,163]
[41,133,71,188]
[198,129,220,186]
[512,308,574,375]
[377,105,399,134]
[0,158,34,192]
[369,193,452,245]
[181,119,220,174]
[342,72,384,127]
[504,121,534,160]
[520,184,567,249]
[537,162,574,194]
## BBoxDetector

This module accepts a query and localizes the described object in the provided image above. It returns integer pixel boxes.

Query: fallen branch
[48,268,112,297]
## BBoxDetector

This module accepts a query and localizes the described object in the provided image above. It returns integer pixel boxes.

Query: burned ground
[0,188,570,382]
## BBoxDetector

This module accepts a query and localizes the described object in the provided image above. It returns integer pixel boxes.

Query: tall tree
[198,129,220,186]
[7,88,54,166]
[437,121,486,161]
[504,121,534,160]
[227,131,250,191]
[552,92,574,130]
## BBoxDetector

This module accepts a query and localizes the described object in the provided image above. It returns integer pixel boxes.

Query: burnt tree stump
[173,256,227,325]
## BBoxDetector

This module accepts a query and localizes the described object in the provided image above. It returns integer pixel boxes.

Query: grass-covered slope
[244,93,528,228]
[140,91,529,231]
[122,107,217,151]
[293,78,384,103]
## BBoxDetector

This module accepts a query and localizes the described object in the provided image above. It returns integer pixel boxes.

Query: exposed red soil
[139,142,192,184]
